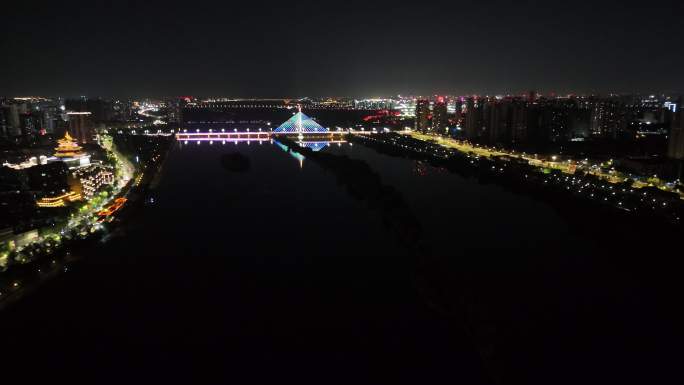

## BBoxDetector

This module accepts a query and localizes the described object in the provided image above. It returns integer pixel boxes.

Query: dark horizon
[2,1,683,98]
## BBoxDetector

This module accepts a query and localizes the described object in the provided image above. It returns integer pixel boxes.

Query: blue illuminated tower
[273,106,328,135]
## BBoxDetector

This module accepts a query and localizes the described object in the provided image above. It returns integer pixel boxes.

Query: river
[1,139,680,384]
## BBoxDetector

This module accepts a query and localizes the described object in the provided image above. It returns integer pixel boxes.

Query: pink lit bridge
[174,130,409,142]
[175,131,348,143]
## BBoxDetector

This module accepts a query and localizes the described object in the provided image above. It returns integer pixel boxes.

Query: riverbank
[352,133,683,228]
[0,134,174,310]
[408,132,683,198]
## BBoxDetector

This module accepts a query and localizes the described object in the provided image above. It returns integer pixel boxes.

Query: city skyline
[3,92,682,101]
[2,3,684,384]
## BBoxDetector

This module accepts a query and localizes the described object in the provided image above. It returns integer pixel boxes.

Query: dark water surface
[1,141,680,384]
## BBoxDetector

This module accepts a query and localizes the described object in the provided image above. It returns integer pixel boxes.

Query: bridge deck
[175,130,407,141]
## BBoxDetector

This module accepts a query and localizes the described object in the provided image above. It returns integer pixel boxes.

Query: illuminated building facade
[353,99,395,110]
[0,106,6,137]
[167,97,186,126]
[1,104,21,136]
[590,99,626,139]
[432,97,448,135]
[36,191,81,208]
[396,98,417,117]
[483,100,511,143]
[415,100,430,133]
[464,98,481,139]
[2,156,48,170]
[667,100,684,160]
[70,164,114,200]
[19,113,41,138]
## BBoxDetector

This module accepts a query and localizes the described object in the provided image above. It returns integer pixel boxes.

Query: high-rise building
[66,112,94,143]
[2,104,21,136]
[0,106,6,138]
[415,99,430,133]
[20,112,42,138]
[464,97,481,140]
[41,109,57,134]
[590,99,626,139]
[432,97,448,135]
[484,99,511,144]
[167,97,187,127]
[91,99,114,122]
[65,98,115,122]
[667,99,684,160]
[510,100,528,143]
[454,98,464,117]
[537,99,577,142]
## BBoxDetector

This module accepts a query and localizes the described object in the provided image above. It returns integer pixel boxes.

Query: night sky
[2,0,683,97]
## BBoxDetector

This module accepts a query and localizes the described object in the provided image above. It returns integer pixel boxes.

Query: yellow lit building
[51,132,90,168]
[36,191,82,207]
[70,164,114,200]
[54,132,85,158]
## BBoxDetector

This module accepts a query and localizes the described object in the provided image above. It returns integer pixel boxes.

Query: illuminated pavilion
[50,131,91,168]
[54,132,85,158]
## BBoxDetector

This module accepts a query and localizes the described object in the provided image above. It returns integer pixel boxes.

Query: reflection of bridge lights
[184,141,188,145]
[234,141,238,145]
[197,141,200,145]
[222,141,226,145]
[209,141,213,145]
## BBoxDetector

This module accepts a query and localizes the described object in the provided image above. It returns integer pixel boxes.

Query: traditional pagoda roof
[54,132,85,158]
[273,111,328,134]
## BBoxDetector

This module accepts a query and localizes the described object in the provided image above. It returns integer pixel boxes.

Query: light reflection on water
[173,138,584,257]
[140,139,397,257]
[182,138,350,167]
